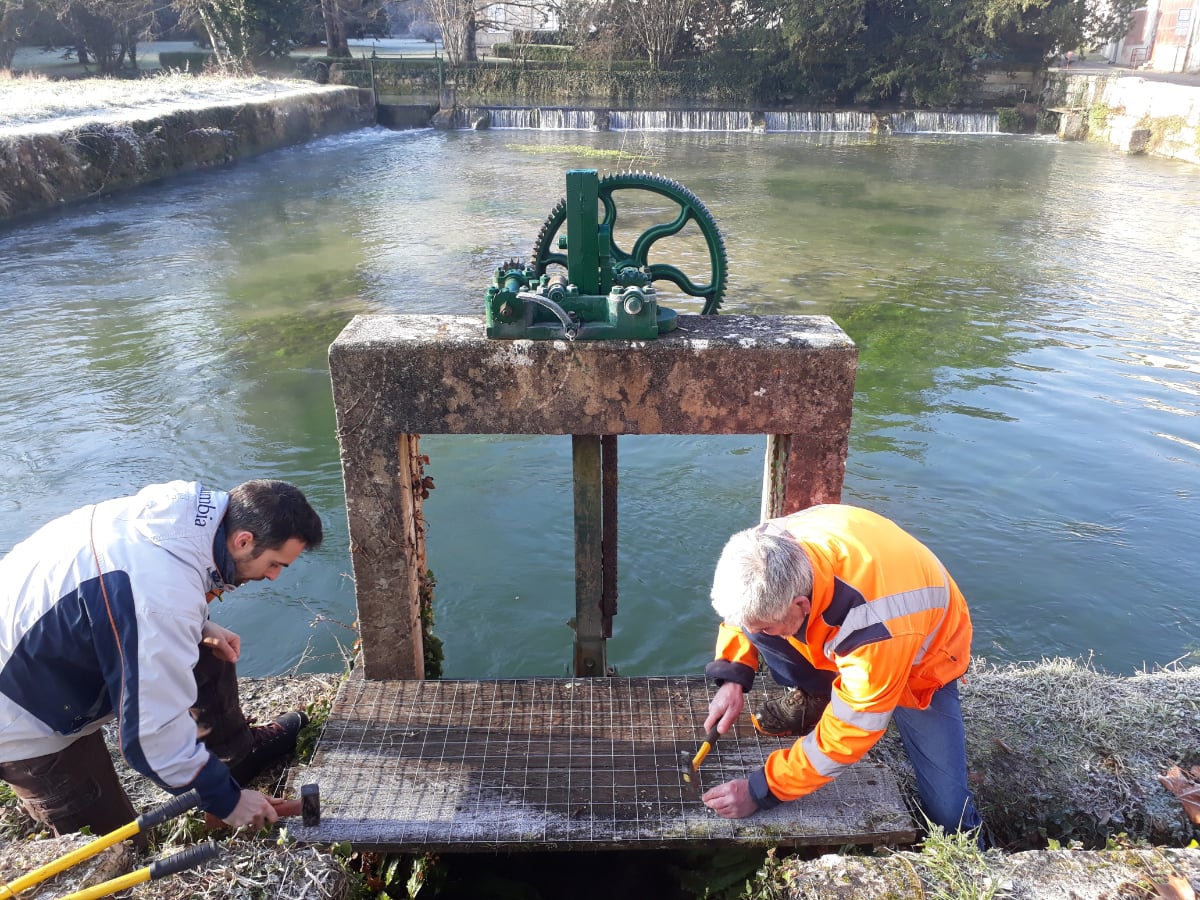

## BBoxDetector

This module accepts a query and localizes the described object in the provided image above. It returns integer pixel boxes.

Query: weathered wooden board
[284,674,914,851]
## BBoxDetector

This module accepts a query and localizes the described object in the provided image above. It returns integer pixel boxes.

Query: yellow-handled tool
[691,725,721,770]
[58,840,222,900]
[0,789,201,898]
[679,725,721,796]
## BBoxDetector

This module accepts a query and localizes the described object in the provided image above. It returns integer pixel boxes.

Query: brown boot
[752,688,830,737]
[226,711,308,785]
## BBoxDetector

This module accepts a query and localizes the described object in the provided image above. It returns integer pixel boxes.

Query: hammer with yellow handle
[679,725,721,795]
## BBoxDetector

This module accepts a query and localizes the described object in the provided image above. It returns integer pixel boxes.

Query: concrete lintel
[329,313,857,436]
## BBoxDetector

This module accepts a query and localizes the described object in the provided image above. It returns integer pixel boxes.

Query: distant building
[482,3,560,38]
[1107,0,1199,72]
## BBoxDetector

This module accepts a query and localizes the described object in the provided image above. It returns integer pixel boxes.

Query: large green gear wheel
[529,172,728,315]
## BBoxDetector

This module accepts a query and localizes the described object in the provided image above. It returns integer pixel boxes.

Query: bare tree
[36,0,155,73]
[424,0,475,63]
[619,0,700,67]
[426,0,558,65]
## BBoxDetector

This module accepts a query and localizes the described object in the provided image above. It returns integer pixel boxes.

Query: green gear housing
[485,169,727,341]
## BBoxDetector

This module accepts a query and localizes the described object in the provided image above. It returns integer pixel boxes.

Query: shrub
[1088,103,1110,130]
[158,51,214,73]
[492,43,573,62]
[996,107,1022,132]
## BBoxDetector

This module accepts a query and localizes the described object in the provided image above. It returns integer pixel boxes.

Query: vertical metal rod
[565,170,600,295]
[572,434,606,676]
[761,433,790,523]
[601,434,618,639]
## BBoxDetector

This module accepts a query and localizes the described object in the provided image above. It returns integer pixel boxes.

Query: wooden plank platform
[283,674,915,851]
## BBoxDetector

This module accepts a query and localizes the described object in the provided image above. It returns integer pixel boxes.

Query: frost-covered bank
[0,75,373,225]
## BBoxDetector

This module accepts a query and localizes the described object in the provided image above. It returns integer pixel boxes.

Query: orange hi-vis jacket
[706,504,972,808]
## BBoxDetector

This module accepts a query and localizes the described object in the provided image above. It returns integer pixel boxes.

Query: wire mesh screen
[284,674,914,851]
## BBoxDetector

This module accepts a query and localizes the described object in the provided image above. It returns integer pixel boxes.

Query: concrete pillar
[1058,111,1089,140]
[329,313,858,679]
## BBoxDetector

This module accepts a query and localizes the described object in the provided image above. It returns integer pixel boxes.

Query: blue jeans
[749,632,983,840]
[892,681,984,838]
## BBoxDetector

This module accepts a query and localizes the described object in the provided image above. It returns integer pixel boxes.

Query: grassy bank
[1,658,1197,898]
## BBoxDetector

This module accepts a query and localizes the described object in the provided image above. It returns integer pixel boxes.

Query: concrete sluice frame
[302,313,915,849]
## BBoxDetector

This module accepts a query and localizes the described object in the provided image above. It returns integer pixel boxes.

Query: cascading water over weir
[451,106,1001,133]
[286,170,916,852]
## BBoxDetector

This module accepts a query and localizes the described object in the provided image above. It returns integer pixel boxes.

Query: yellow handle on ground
[58,866,150,900]
[0,790,201,899]
[0,821,138,898]
[59,841,221,900]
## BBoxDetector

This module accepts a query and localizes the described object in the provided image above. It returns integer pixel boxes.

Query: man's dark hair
[225,480,323,553]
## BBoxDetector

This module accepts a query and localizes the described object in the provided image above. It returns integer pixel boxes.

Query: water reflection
[1,128,1197,677]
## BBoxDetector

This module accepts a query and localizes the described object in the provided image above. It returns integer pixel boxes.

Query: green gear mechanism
[485,170,728,341]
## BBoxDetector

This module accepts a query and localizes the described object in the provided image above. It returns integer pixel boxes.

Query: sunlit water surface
[2,128,1197,677]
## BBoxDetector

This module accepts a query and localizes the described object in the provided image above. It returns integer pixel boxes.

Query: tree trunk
[464,8,476,62]
[321,0,349,57]
[195,6,231,68]
[0,0,28,70]
[124,24,138,69]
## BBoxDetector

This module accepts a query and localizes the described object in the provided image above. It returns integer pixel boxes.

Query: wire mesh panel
[284,674,914,851]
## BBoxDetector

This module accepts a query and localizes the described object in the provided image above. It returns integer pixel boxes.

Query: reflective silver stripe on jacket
[822,573,951,663]
[829,693,893,732]
[800,732,848,778]
[913,563,952,664]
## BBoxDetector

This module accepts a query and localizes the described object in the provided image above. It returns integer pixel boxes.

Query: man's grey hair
[710,524,813,629]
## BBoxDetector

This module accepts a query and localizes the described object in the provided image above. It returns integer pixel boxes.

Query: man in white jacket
[0,479,323,836]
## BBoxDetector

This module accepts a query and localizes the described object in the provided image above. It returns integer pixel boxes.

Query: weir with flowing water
[450,106,1001,133]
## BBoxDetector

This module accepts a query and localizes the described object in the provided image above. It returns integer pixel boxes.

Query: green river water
[1,126,1197,678]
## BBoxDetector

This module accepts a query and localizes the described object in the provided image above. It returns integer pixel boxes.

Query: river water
[1,126,1197,678]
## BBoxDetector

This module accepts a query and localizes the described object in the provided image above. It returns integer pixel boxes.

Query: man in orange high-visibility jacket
[701,504,983,839]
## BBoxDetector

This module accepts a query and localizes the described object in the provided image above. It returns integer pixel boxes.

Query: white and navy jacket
[0,481,244,818]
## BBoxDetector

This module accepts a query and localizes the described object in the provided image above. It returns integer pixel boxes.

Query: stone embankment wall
[0,85,373,226]
[1046,72,1200,165]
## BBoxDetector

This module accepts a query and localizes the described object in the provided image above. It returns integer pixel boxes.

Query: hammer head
[678,751,701,798]
[301,783,320,827]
